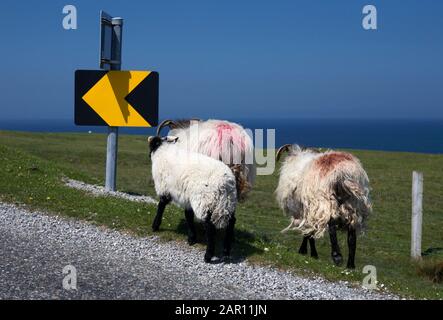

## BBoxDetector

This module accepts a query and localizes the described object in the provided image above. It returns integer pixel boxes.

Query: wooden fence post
[411,171,423,259]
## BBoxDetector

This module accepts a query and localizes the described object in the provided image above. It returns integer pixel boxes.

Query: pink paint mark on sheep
[215,123,246,150]
[216,123,233,146]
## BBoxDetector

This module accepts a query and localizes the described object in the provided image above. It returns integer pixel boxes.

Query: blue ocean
[0,118,442,154]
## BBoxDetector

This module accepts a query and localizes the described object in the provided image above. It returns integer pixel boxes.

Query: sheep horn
[156,119,177,136]
[276,144,292,161]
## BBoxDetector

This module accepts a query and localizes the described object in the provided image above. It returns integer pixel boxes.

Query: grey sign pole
[411,171,423,259]
[102,13,123,191]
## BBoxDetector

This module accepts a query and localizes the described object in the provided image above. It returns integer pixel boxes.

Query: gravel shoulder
[64,178,157,204]
[0,202,400,300]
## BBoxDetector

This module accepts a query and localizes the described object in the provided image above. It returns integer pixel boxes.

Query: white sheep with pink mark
[156,119,255,200]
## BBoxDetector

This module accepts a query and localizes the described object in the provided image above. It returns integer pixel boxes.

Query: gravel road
[0,202,399,300]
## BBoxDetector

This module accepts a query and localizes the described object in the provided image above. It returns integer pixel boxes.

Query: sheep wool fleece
[151,143,237,229]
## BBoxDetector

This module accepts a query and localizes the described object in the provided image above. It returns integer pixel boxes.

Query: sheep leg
[204,214,216,263]
[346,227,357,269]
[222,215,236,259]
[152,195,171,231]
[184,208,197,245]
[298,237,309,255]
[309,237,318,259]
[328,222,343,266]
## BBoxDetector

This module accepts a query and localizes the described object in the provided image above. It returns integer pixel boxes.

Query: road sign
[75,70,159,127]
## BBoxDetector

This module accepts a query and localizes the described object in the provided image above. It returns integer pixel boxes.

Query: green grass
[0,130,442,299]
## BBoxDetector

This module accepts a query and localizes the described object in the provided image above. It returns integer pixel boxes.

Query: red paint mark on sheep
[315,152,354,175]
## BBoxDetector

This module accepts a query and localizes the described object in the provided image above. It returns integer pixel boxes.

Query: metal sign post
[101,11,123,192]
[74,11,158,191]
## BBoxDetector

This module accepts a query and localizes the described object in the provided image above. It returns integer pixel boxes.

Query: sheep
[148,135,237,263]
[156,119,255,201]
[275,144,372,269]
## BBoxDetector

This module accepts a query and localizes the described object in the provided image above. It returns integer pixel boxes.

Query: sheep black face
[148,135,179,156]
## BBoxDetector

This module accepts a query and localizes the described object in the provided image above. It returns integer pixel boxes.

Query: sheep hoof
[204,253,213,263]
[346,263,356,269]
[331,253,343,266]
[187,237,197,246]
[152,225,160,232]
[298,248,308,255]
[311,253,319,259]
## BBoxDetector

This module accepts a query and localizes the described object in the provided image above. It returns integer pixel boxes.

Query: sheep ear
[163,136,179,143]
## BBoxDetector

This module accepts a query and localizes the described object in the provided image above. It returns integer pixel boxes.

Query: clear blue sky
[1,0,442,120]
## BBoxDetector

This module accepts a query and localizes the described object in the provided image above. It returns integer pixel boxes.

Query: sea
[0,118,442,154]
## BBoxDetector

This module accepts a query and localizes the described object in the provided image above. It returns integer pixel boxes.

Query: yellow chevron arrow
[82,71,152,127]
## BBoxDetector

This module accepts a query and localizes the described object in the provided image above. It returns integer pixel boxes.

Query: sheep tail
[210,177,237,229]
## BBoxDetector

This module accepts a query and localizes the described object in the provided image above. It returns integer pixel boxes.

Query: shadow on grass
[173,219,263,263]
[123,190,145,197]
[422,247,443,257]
